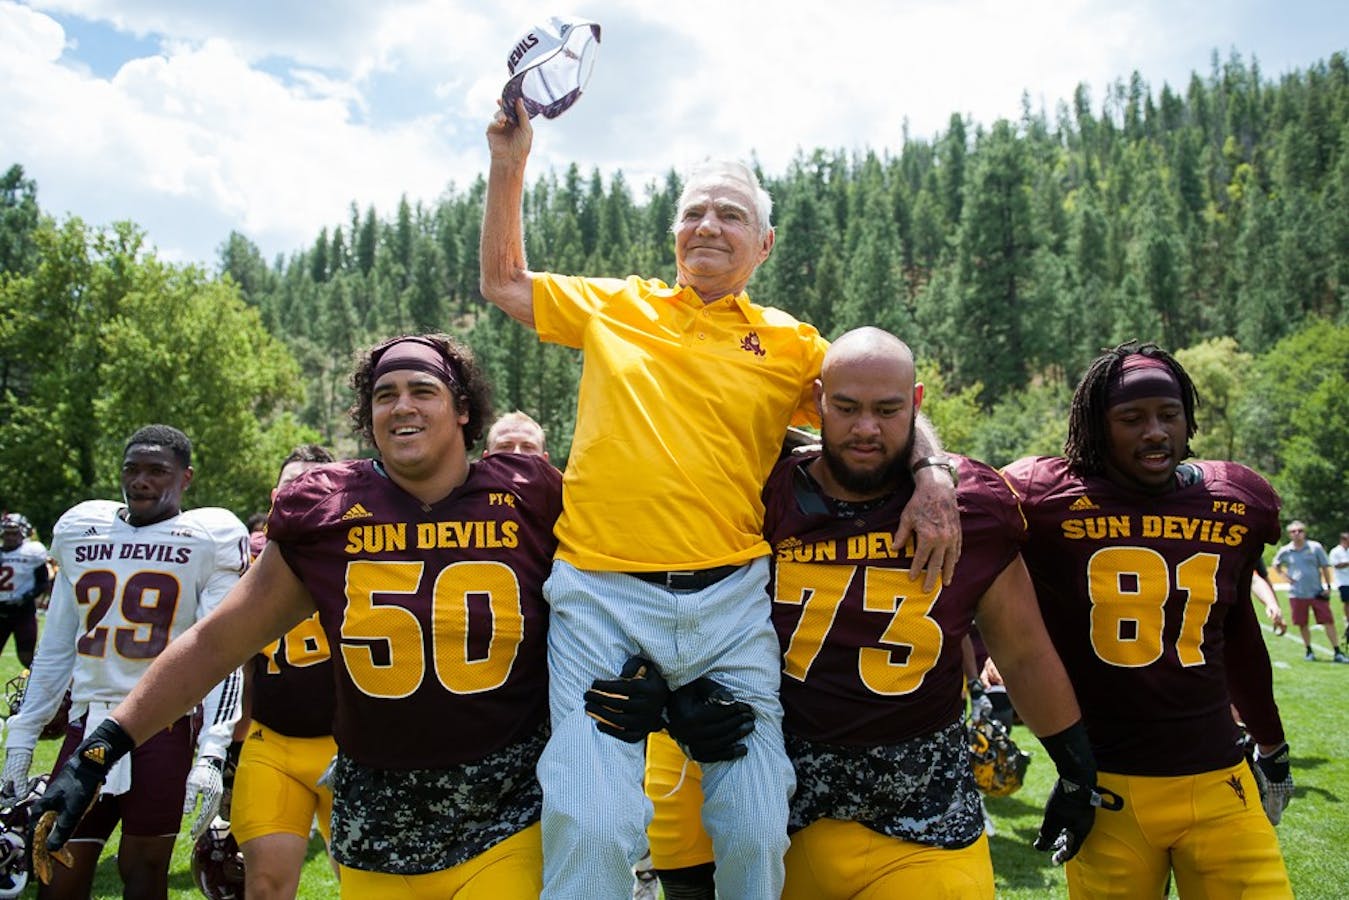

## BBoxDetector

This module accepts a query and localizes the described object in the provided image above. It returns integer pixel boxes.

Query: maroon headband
[1106,354,1182,406]
[370,337,460,391]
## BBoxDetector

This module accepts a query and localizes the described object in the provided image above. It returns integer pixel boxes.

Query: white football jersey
[0,539,48,605]
[10,500,248,743]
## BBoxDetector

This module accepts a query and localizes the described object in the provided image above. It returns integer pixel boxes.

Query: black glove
[1034,721,1100,865]
[29,718,134,879]
[1253,741,1294,825]
[665,677,755,763]
[584,656,669,743]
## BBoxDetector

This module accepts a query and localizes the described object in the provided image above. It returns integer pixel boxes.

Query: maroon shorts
[1290,596,1334,627]
[52,714,195,840]
[0,607,37,657]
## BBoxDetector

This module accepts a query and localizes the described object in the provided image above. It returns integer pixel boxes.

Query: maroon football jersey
[266,454,562,769]
[765,453,1025,745]
[1003,456,1283,775]
[249,618,336,738]
[245,531,336,737]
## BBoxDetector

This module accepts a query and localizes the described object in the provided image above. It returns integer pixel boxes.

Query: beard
[819,411,917,498]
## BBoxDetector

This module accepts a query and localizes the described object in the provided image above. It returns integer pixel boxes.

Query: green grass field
[3,597,1347,898]
[983,610,1349,898]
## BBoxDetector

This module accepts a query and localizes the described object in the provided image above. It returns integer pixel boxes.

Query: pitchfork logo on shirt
[740,331,766,357]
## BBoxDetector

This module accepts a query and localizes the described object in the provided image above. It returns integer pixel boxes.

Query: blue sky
[2,0,1344,267]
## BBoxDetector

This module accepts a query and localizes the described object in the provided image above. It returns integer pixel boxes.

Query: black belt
[627,565,741,591]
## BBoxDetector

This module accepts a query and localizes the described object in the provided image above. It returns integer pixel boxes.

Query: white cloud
[2,0,1344,264]
[1,2,490,262]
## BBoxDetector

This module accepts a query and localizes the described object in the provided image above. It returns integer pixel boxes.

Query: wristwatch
[912,456,959,487]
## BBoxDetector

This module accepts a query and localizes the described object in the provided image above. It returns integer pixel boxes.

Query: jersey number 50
[341,559,524,699]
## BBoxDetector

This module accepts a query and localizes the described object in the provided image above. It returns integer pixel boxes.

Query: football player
[0,513,49,667]
[0,425,247,900]
[1002,341,1294,897]
[31,335,563,899]
[232,444,338,899]
[640,328,1098,899]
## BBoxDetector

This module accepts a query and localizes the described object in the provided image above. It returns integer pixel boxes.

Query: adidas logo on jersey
[340,503,374,521]
[1068,496,1099,511]
[81,526,100,537]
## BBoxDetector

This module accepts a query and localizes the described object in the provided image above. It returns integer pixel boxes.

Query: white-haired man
[481,101,962,900]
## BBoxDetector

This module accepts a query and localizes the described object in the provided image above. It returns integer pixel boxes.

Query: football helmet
[2,673,25,720]
[969,714,1031,797]
[191,817,244,900]
[0,516,28,551]
[4,672,71,740]
[40,690,72,741]
[0,775,48,899]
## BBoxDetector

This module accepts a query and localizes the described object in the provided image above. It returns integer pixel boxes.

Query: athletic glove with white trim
[585,656,670,743]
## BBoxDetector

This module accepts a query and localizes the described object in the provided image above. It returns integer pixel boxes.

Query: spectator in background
[1251,557,1287,636]
[1331,532,1349,650]
[485,410,549,459]
[1273,521,1344,663]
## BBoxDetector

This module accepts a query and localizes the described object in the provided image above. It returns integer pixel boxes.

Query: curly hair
[348,333,493,453]
[1064,340,1199,476]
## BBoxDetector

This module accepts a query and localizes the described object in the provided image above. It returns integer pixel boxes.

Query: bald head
[813,328,922,501]
[821,327,915,384]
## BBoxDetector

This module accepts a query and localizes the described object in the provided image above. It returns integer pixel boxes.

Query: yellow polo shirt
[534,274,828,571]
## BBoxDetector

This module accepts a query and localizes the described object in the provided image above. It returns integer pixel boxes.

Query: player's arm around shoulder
[895,418,961,590]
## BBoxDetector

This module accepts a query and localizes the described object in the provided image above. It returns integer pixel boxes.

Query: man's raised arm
[480,98,538,328]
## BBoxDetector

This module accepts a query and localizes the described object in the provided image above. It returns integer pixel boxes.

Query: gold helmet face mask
[969,715,1031,797]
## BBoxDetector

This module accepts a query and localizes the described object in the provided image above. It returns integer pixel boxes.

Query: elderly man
[481,101,960,900]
